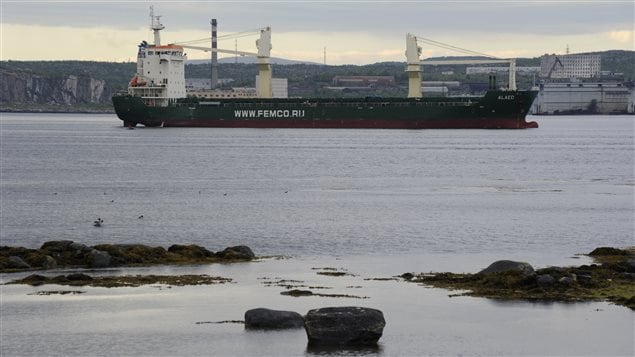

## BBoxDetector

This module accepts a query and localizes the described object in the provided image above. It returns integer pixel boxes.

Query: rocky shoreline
[2,243,633,351]
[402,247,635,310]
[0,240,255,273]
[2,243,633,310]
[7,273,232,288]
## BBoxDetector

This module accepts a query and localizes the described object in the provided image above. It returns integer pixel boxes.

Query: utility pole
[323,46,326,65]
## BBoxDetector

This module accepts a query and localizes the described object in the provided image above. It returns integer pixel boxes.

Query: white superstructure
[128,8,187,106]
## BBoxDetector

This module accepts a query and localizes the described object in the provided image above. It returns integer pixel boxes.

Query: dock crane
[546,56,564,79]
[406,33,518,98]
[174,27,273,98]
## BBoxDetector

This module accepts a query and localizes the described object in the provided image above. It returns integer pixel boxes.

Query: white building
[540,54,601,79]
[466,67,540,74]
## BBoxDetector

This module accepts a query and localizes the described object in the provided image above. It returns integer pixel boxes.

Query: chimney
[211,19,218,89]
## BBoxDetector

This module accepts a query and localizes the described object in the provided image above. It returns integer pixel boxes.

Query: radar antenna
[149,6,165,46]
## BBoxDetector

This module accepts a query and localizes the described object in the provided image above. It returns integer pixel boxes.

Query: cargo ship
[112,12,538,129]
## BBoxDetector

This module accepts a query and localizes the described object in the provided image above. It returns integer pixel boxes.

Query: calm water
[1,113,633,256]
[1,113,634,356]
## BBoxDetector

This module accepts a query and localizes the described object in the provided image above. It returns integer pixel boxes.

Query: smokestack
[211,19,218,89]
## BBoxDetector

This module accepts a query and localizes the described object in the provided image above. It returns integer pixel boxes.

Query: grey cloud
[3,1,633,36]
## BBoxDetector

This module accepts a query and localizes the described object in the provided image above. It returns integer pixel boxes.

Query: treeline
[1,61,136,91]
[1,49,633,100]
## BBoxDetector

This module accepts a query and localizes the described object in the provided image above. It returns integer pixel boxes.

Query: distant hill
[1,50,633,112]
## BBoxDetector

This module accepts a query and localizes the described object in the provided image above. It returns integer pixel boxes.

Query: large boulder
[216,246,255,260]
[244,308,304,329]
[589,247,629,256]
[8,256,31,269]
[478,260,535,276]
[536,274,555,287]
[304,307,385,347]
[40,240,75,252]
[69,242,91,253]
[88,249,111,268]
[43,255,58,269]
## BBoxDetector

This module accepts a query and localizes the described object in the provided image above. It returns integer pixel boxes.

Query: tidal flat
[1,252,633,356]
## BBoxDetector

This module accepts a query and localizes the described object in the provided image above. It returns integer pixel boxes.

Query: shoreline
[2,246,633,356]
[3,241,633,310]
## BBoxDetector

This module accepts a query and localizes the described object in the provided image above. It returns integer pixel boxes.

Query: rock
[400,273,414,280]
[94,244,167,265]
[304,307,386,347]
[0,69,113,106]
[620,272,635,280]
[8,256,31,269]
[536,274,555,287]
[478,260,535,276]
[559,277,574,286]
[576,274,593,284]
[43,255,58,269]
[217,245,255,260]
[244,308,305,329]
[167,244,212,258]
[40,240,74,252]
[66,273,92,281]
[588,247,629,256]
[280,289,313,296]
[20,274,48,285]
[69,242,91,253]
[88,249,111,268]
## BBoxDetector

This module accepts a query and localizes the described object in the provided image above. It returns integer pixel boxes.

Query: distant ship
[112,11,538,129]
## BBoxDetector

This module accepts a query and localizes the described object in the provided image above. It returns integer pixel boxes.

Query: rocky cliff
[1,68,115,106]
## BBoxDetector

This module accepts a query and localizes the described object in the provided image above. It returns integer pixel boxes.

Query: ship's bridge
[129,43,187,107]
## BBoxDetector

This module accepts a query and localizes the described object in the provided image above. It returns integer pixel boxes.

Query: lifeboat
[129,75,147,87]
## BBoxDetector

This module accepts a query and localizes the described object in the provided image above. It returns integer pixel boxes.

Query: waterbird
[93,218,103,227]
[138,215,144,219]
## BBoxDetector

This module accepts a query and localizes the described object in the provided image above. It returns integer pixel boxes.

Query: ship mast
[406,34,518,97]
[150,6,165,46]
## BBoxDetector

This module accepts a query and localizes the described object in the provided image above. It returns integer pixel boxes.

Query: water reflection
[305,344,383,356]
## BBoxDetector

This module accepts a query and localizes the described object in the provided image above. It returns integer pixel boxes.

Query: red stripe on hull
[155,118,538,129]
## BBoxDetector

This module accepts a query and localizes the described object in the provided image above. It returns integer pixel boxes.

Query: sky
[1,0,634,65]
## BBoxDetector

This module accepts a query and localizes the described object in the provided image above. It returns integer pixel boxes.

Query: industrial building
[540,54,601,79]
[332,76,396,87]
[466,67,540,75]
[531,82,632,114]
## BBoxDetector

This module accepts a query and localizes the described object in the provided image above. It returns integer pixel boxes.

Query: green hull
[113,90,538,129]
